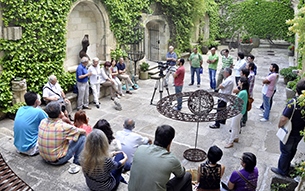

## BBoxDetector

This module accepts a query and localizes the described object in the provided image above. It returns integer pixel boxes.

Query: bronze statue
[79,34,90,59]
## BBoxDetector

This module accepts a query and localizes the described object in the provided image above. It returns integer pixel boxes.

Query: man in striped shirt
[38,101,86,165]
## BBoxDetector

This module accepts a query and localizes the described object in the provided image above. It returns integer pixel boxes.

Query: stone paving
[0,45,304,191]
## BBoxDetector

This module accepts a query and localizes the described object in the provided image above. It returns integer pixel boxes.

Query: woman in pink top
[74,110,92,135]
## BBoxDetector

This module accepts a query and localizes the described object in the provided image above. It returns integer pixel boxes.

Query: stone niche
[65,0,115,72]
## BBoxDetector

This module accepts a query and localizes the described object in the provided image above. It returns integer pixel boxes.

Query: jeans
[190,66,200,85]
[209,69,216,89]
[111,153,125,191]
[175,85,183,110]
[278,135,303,176]
[215,100,227,126]
[260,89,276,110]
[77,82,89,110]
[166,172,192,191]
[48,135,86,165]
[263,94,271,120]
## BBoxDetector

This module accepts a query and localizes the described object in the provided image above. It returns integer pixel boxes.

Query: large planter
[240,43,253,56]
[139,71,149,80]
[252,37,260,48]
[286,87,296,100]
[200,46,209,55]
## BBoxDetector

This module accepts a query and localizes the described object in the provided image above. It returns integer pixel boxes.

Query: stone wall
[65,0,116,72]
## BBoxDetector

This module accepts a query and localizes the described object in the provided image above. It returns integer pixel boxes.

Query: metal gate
[149,29,160,61]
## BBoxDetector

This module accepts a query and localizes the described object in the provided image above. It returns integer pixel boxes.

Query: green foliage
[110,47,128,61]
[287,4,305,57]
[280,66,298,82]
[103,0,151,46]
[3,102,25,114]
[271,182,289,191]
[241,34,252,44]
[0,0,75,111]
[217,0,294,41]
[140,62,150,72]
[154,0,208,52]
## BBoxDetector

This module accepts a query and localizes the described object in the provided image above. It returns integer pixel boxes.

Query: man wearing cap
[76,57,92,110]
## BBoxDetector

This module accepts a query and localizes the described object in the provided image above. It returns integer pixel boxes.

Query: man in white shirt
[115,119,152,171]
[42,75,73,121]
[210,68,234,129]
[234,52,247,86]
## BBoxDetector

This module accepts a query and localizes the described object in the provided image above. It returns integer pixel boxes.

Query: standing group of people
[76,56,137,110]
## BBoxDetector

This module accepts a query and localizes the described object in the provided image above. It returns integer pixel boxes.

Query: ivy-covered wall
[0,0,75,112]
[217,0,294,42]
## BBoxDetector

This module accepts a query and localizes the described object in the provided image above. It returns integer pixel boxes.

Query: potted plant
[139,62,150,80]
[280,66,298,84]
[288,45,295,57]
[251,35,260,48]
[240,34,253,56]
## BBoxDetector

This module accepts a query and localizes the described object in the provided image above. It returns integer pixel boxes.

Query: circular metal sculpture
[156,89,243,162]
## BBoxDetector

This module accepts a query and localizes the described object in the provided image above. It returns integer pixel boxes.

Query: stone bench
[66,84,112,110]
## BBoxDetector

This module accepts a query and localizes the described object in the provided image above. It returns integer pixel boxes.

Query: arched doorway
[144,16,170,62]
[64,0,113,71]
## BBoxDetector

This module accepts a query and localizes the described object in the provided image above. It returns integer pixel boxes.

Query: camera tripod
[150,74,170,105]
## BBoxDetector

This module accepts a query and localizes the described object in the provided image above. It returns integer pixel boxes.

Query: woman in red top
[74,110,92,135]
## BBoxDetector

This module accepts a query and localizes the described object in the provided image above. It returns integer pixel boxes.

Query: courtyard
[0,45,303,190]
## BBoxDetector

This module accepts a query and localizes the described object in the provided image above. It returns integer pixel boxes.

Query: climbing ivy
[103,0,151,46]
[217,0,294,41]
[0,0,75,112]
[153,0,207,52]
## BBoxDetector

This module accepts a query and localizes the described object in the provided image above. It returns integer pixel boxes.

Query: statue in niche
[79,34,90,60]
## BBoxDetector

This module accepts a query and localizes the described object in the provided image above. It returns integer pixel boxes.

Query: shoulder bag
[276,99,296,144]
[236,171,256,190]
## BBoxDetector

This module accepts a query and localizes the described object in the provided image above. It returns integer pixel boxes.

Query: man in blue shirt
[164,46,177,87]
[14,92,48,156]
[76,57,92,110]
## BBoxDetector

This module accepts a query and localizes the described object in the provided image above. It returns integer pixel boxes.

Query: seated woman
[110,59,124,97]
[81,129,128,191]
[93,119,121,152]
[197,145,225,191]
[227,152,258,191]
[74,110,92,135]
[100,61,121,100]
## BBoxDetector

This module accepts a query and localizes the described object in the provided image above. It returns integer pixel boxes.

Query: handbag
[247,97,254,111]
[276,99,296,144]
[236,171,256,190]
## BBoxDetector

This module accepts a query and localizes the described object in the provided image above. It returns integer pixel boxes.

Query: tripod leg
[150,80,159,105]
[159,78,163,100]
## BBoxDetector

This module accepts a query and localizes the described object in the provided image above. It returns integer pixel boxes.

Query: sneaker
[132,85,138,90]
[173,107,181,111]
[260,118,268,122]
[209,124,220,129]
[271,167,287,177]
[96,104,100,109]
[82,106,91,110]
[197,84,200,88]
[259,114,264,117]
[189,83,193,86]
[120,93,125,97]
[116,94,121,99]
[126,91,132,94]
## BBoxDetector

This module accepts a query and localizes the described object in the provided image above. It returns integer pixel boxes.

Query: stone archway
[64,0,115,72]
[143,15,170,62]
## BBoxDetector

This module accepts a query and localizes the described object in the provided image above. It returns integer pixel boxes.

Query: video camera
[157,61,169,77]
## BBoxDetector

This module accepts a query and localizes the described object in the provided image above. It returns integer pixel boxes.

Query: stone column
[11,79,27,104]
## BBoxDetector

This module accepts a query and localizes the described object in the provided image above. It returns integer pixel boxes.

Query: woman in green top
[225,76,249,148]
